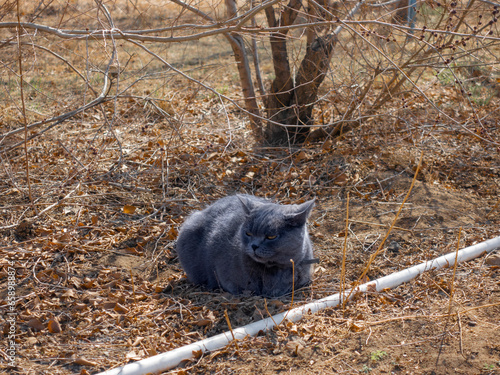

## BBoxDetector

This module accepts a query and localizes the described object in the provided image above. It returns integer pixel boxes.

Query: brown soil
[1,109,499,374]
[0,1,499,374]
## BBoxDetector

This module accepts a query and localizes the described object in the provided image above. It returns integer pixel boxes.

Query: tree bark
[265,33,337,144]
[224,0,263,140]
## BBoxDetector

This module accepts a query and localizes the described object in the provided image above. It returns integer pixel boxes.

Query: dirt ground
[1,104,499,374]
[1,1,500,374]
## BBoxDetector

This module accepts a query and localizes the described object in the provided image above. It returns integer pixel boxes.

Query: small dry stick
[130,267,137,309]
[447,227,462,316]
[348,220,411,232]
[224,309,240,352]
[283,258,295,322]
[34,183,81,219]
[367,301,500,326]
[16,0,36,215]
[263,298,279,325]
[457,313,465,358]
[290,258,295,309]
[436,226,462,367]
[486,199,499,219]
[340,192,350,313]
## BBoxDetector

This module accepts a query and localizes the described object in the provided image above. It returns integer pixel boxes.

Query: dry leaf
[48,318,62,333]
[123,205,137,214]
[294,151,308,162]
[165,227,178,240]
[350,323,364,332]
[28,318,45,331]
[192,349,203,359]
[132,336,144,347]
[74,357,97,366]
[333,173,348,185]
[125,350,143,361]
[58,232,72,242]
[62,289,77,299]
[114,303,129,314]
[193,319,212,327]
[322,139,333,150]
[485,254,500,266]
[103,302,116,310]
[82,279,95,289]
[74,303,87,311]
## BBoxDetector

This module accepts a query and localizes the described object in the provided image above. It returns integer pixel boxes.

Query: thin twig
[34,183,81,219]
[16,0,36,214]
[340,192,349,313]
[366,301,500,326]
[224,309,240,352]
[448,227,462,316]
[436,226,463,367]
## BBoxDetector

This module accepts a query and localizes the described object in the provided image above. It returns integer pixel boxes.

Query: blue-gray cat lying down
[176,195,316,297]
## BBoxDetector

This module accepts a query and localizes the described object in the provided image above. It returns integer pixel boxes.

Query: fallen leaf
[132,336,144,347]
[165,227,178,240]
[192,349,203,359]
[123,205,137,214]
[28,318,45,331]
[294,151,308,162]
[114,303,129,314]
[48,318,61,333]
[73,357,97,366]
[74,303,87,311]
[103,302,116,310]
[350,322,364,332]
[485,254,500,266]
[61,289,77,299]
[333,173,348,186]
[126,350,144,361]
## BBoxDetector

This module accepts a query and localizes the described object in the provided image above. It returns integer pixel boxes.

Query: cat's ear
[237,194,253,215]
[285,198,315,227]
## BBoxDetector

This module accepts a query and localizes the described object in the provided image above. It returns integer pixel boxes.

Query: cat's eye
[245,232,252,237]
[266,235,277,240]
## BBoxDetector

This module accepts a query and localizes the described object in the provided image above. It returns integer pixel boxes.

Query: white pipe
[96,235,500,375]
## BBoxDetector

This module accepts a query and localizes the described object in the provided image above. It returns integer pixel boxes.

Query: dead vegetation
[0,0,499,374]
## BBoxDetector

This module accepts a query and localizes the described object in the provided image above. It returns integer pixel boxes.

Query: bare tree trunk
[306,0,334,45]
[264,0,305,144]
[262,1,338,144]
[265,33,337,144]
[250,0,266,97]
[224,0,263,140]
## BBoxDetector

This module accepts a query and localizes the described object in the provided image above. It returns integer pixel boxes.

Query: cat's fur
[176,194,315,297]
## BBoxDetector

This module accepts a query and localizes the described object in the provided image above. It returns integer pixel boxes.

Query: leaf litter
[0,16,499,374]
[1,98,498,374]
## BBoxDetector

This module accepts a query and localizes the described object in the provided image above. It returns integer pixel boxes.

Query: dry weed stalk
[283,258,296,325]
[224,309,240,352]
[340,192,349,312]
[436,226,463,366]
[447,227,462,316]
[16,0,36,214]
[346,151,424,301]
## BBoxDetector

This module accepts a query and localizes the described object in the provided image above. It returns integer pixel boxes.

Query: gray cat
[176,195,316,297]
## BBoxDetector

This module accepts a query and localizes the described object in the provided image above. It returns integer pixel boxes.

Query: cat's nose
[251,244,259,251]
